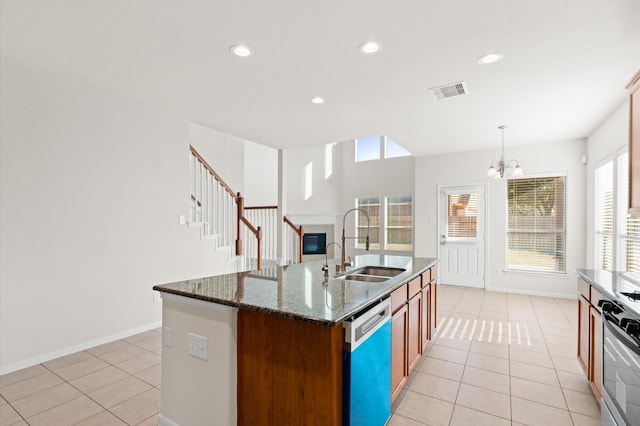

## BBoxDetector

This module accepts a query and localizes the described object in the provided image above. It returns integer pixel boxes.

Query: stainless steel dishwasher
[342,298,392,426]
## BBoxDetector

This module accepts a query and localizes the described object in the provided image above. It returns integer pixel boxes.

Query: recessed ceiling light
[230,45,252,57]
[359,41,382,55]
[311,97,324,104]
[478,52,503,65]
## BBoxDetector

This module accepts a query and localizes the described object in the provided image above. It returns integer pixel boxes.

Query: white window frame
[594,156,614,271]
[355,136,412,162]
[506,172,567,275]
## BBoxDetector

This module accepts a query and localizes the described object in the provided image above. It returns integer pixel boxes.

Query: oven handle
[603,312,640,356]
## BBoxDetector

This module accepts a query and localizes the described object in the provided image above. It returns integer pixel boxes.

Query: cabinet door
[407,292,422,372]
[421,284,431,353]
[391,305,408,403]
[589,307,602,399]
[628,70,640,214]
[429,280,438,339]
[577,295,590,374]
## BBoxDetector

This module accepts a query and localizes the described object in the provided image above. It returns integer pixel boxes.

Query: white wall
[415,139,587,298]
[189,123,245,195]
[0,62,233,373]
[339,141,416,258]
[285,140,416,257]
[585,102,630,269]
[243,140,278,206]
[285,142,342,216]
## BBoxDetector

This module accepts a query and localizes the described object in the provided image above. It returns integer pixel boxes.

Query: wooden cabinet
[237,309,343,426]
[390,265,439,403]
[577,295,590,373]
[626,69,640,214]
[576,277,603,401]
[420,284,431,353]
[589,306,602,399]
[407,291,422,372]
[391,304,408,402]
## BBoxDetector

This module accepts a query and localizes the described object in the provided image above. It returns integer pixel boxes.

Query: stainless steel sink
[335,266,406,283]
[337,274,389,283]
[349,266,406,277]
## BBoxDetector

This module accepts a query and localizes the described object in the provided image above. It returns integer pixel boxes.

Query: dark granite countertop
[576,269,640,319]
[153,255,438,326]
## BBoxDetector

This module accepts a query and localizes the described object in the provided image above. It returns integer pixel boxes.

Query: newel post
[256,226,262,270]
[236,192,243,256]
[298,226,304,264]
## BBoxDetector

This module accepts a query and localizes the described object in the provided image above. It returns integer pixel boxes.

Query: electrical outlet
[153,291,161,304]
[163,327,172,347]
[188,332,208,360]
[179,214,186,225]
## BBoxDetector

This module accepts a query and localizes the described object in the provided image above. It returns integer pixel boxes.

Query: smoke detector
[428,81,468,100]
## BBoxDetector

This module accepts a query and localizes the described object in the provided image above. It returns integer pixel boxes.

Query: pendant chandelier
[486,125,523,179]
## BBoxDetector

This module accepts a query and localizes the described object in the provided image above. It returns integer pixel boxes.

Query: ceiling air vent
[428,81,468,100]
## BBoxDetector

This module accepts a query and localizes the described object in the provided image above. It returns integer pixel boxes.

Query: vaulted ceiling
[2,0,639,156]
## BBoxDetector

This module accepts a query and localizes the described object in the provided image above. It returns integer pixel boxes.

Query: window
[447,193,478,238]
[386,196,413,250]
[355,197,380,249]
[356,136,381,162]
[385,138,411,158]
[355,136,411,162]
[507,175,566,273]
[355,196,413,250]
[617,151,640,271]
[595,159,613,270]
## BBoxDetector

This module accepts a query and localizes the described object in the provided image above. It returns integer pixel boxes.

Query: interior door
[438,185,486,288]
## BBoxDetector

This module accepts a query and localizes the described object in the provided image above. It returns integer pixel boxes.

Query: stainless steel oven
[601,298,640,425]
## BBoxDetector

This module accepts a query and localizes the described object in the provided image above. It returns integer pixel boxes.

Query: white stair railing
[283,216,303,265]
[189,145,303,270]
[244,206,278,262]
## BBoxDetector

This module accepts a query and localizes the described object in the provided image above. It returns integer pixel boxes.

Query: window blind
[386,196,413,250]
[356,197,380,249]
[447,193,478,238]
[617,152,640,271]
[507,176,566,273]
[595,160,614,271]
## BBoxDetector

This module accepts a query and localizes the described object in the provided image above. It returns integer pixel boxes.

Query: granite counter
[153,254,438,326]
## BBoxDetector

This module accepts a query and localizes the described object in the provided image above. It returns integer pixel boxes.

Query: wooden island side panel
[237,310,343,426]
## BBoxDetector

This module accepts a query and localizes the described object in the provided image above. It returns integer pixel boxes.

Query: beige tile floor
[0,285,598,426]
[389,285,601,426]
[1,330,161,426]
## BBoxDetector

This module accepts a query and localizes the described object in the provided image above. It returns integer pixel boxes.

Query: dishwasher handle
[344,299,391,351]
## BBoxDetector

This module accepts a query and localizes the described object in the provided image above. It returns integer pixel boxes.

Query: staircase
[188,145,303,270]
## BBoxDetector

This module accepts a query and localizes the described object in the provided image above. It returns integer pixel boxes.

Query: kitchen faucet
[322,242,342,277]
[340,208,370,273]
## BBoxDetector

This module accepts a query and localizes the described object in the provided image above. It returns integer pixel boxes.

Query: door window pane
[447,193,478,238]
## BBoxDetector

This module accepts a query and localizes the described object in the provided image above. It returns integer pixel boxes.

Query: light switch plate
[188,332,208,360]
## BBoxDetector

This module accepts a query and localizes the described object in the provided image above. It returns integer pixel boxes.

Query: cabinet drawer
[591,287,603,313]
[408,277,421,299]
[391,285,408,313]
[430,265,438,283]
[422,269,431,285]
[578,278,590,301]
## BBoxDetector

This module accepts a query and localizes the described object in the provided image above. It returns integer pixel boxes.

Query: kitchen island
[153,254,438,426]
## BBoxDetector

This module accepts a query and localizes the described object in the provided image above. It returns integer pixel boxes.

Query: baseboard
[485,285,577,300]
[0,321,161,375]
[158,413,180,426]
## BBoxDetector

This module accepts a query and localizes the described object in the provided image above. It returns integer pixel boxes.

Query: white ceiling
[1,0,639,156]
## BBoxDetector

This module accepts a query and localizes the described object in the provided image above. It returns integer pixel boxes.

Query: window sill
[502,269,569,279]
